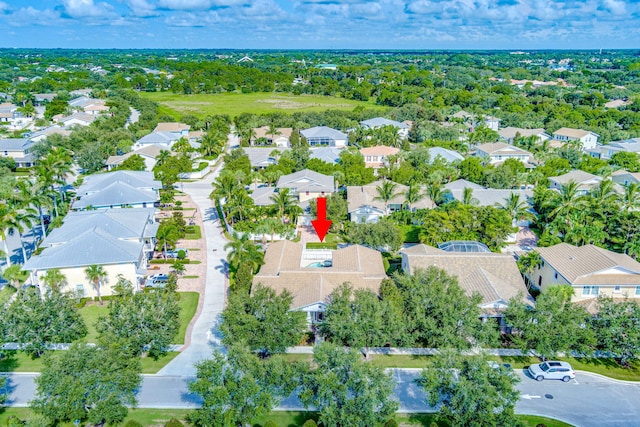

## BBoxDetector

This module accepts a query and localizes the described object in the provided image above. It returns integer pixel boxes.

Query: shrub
[165,418,185,427]
[124,421,143,427]
[302,421,318,427]
[263,421,278,427]
[384,420,398,427]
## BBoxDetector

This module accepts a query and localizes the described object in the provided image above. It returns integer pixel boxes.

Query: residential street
[4,370,640,426]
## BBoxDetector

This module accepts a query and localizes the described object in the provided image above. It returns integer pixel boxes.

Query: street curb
[576,370,640,385]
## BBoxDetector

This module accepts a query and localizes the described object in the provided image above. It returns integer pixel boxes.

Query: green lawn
[185,224,202,240]
[175,292,199,345]
[399,225,421,243]
[141,91,384,118]
[0,409,574,427]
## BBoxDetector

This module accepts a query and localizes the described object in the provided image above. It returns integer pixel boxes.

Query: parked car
[146,273,169,288]
[165,248,188,259]
[528,361,575,382]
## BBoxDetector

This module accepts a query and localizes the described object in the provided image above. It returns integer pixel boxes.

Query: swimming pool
[306,260,333,268]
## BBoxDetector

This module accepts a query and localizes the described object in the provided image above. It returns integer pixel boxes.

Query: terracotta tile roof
[253,241,386,309]
[359,146,400,157]
[253,126,293,139]
[153,122,190,133]
[400,244,532,309]
[346,180,433,213]
[536,243,640,284]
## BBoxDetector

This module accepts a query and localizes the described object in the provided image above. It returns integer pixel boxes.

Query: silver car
[528,361,575,382]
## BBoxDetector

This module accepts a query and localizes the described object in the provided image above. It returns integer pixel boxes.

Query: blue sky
[0,0,638,49]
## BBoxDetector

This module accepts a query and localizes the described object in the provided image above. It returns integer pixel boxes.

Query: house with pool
[252,240,387,324]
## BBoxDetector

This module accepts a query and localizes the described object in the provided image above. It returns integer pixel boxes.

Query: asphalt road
[4,369,640,426]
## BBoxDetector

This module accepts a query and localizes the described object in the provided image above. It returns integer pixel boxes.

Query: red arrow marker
[311,197,332,242]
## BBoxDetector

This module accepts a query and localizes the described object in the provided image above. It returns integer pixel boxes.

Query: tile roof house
[153,122,190,135]
[310,147,343,165]
[300,126,348,148]
[133,131,181,149]
[359,146,400,173]
[22,208,158,299]
[347,180,433,223]
[0,138,36,167]
[251,126,293,147]
[552,128,599,151]
[106,145,166,171]
[400,244,534,318]
[548,170,603,195]
[253,241,387,323]
[243,147,288,170]
[498,127,550,144]
[526,243,640,303]
[56,112,96,127]
[360,117,410,139]
[474,142,534,165]
[590,138,640,160]
[249,186,277,206]
[444,180,533,209]
[72,170,161,210]
[276,169,335,203]
[612,170,640,187]
[29,125,73,142]
[428,147,464,163]
[0,103,30,129]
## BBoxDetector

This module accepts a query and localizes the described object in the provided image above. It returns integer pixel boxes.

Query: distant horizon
[0,1,639,50]
[0,47,638,52]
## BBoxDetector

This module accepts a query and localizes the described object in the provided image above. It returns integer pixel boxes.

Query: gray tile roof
[72,182,158,209]
[447,188,532,207]
[43,208,157,246]
[249,186,277,206]
[536,243,640,285]
[23,228,143,271]
[136,132,179,145]
[444,179,486,191]
[428,147,464,163]
[276,169,335,194]
[310,147,343,164]
[106,145,165,166]
[548,170,601,186]
[243,147,288,168]
[0,138,34,151]
[300,126,347,141]
[347,181,433,213]
[360,117,409,129]
[400,244,533,310]
[76,171,161,195]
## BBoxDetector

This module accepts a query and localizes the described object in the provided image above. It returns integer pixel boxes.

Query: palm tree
[211,171,241,214]
[426,183,445,206]
[404,182,426,210]
[42,268,67,292]
[270,188,298,224]
[621,183,640,212]
[16,179,53,239]
[590,179,620,216]
[267,124,281,145]
[332,171,345,189]
[156,150,171,168]
[228,188,254,223]
[547,181,585,222]
[224,232,264,274]
[85,264,107,302]
[373,180,399,212]
[156,223,181,259]
[502,193,533,225]
[462,187,478,206]
[2,264,24,289]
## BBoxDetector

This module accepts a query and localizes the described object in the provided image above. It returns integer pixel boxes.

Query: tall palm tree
[16,179,52,239]
[228,188,254,223]
[502,193,532,225]
[373,180,399,212]
[42,268,67,292]
[270,188,298,224]
[267,124,281,145]
[404,182,426,210]
[156,223,181,259]
[590,179,620,215]
[224,232,264,274]
[85,264,107,302]
[426,183,445,206]
[211,171,241,214]
[547,181,585,222]
[621,183,640,212]
[461,187,478,206]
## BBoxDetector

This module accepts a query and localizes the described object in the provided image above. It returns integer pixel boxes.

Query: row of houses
[22,171,162,298]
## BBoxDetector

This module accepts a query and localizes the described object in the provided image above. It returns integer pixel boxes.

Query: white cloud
[157,0,243,10]
[124,0,158,17]
[0,2,9,12]
[61,0,115,18]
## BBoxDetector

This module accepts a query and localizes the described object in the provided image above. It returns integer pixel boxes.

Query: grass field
[0,350,179,374]
[141,91,384,118]
[0,408,573,427]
